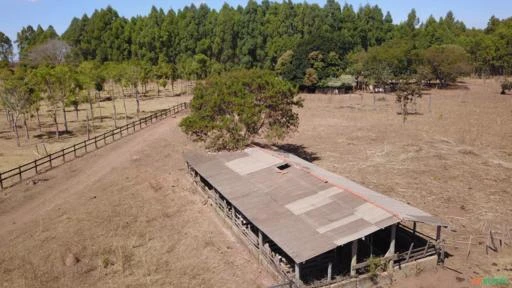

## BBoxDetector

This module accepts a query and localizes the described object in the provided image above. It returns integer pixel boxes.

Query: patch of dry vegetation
[285,78,512,281]
[0,82,193,171]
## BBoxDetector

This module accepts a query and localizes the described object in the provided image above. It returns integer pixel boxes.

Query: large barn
[184,147,446,286]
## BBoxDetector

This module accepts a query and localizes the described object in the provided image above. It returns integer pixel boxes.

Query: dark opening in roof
[277,163,291,170]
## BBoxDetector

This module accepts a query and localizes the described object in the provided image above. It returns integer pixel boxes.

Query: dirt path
[0,114,275,288]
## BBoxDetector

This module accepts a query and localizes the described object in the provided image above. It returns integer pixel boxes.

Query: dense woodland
[1,1,512,146]
[1,1,512,79]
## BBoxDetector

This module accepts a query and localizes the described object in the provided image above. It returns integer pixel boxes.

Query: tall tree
[180,69,303,150]
[420,44,472,87]
[0,31,13,65]
[237,0,265,68]
[16,25,58,60]
[213,4,239,65]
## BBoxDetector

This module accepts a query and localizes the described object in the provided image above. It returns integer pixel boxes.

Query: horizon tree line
[1,1,512,147]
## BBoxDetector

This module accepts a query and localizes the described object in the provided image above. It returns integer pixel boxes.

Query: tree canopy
[179,69,303,150]
[0,32,13,65]
[0,3,510,89]
[4,3,507,81]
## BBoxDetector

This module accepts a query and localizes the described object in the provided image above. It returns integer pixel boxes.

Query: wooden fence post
[0,102,189,191]
[405,243,414,262]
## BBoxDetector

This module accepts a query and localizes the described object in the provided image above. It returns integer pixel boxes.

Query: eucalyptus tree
[0,31,13,65]
[16,25,58,60]
[17,1,512,79]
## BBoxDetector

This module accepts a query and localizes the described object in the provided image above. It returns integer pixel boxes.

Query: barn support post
[258,230,263,249]
[350,240,358,276]
[327,261,332,281]
[295,263,301,283]
[386,224,397,271]
[258,229,263,263]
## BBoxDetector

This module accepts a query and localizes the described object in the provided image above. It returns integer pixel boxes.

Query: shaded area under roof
[184,147,445,263]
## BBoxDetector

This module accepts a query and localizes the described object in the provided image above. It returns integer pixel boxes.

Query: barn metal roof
[184,147,445,263]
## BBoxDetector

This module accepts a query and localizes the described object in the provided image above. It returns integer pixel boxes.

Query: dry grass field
[285,78,512,285]
[0,77,511,287]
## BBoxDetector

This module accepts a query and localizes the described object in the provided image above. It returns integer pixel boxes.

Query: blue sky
[1,0,511,46]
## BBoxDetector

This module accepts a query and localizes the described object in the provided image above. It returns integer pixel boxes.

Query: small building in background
[184,147,446,287]
[316,75,356,95]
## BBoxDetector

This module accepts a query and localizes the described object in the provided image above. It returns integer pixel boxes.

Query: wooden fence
[0,102,188,190]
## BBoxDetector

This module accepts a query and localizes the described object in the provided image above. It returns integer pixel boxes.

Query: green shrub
[180,69,303,151]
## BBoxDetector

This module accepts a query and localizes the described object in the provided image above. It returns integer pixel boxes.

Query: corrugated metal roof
[184,147,445,263]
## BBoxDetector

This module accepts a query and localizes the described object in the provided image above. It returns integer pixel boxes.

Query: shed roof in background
[184,147,445,263]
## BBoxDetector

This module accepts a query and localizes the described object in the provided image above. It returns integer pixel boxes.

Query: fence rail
[0,102,188,190]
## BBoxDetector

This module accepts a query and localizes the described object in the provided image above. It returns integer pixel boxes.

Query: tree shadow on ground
[253,142,321,162]
[0,132,14,140]
[396,112,424,116]
[33,130,75,140]
[93,115,113,122]
[443,82,470,90]
[116,114,137,121]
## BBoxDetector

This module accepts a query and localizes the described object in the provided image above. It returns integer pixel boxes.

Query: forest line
[1,1,512,147]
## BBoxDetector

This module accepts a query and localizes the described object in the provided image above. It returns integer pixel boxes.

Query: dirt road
[0,114,274,288]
